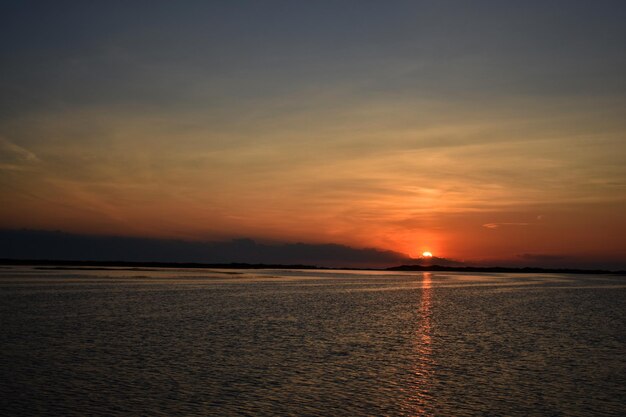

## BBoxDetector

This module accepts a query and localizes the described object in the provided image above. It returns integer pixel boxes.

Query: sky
[1,1,625,268]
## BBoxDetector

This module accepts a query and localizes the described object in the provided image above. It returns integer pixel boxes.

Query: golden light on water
[409,272,434,415]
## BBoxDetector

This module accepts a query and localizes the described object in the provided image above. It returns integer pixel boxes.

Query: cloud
[518,253,566,261]
[482,222,530,229]
[0,230,412,268]
[0,138,40,170]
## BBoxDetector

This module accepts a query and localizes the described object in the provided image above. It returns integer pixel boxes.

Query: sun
[422,251,433,258]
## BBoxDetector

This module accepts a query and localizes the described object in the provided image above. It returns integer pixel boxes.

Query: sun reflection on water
[410,272,434,416]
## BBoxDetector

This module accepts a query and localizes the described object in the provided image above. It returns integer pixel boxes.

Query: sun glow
[422,251,433,258]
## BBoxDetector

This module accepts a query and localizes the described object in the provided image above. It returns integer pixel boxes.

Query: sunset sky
[1,1,625,267]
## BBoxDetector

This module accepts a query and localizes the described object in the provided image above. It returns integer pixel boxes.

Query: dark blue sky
[3,0,624,117]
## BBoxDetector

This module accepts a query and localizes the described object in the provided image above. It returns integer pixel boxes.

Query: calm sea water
[1,267,624,416]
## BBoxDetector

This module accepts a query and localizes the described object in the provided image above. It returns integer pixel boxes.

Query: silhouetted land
[387,264,626,275]
[1,259,624,275]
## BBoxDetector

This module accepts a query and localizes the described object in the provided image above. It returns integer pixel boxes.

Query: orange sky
[1,2,625,267]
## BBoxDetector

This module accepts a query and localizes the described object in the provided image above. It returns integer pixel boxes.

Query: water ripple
[1,269,624,416]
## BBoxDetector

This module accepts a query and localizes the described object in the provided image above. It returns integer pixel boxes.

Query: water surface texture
[1,268,624,416]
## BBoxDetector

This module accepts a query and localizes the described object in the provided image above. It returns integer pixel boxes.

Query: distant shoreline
[386,264,626,275]
[1,258,624,275]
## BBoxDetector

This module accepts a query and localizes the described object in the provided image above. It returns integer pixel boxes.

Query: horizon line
[2,258,624,275]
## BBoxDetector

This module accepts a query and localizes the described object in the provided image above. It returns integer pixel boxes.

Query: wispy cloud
[518,253,566,261]
[0,138,40,170]
[482,222,531,229]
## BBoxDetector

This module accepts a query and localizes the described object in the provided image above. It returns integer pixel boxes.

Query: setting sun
[422,251,433,258]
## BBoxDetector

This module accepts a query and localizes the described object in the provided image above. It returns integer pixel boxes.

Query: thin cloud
[482,222,531,229]
[518,253,566,261]
[0,138,40,170]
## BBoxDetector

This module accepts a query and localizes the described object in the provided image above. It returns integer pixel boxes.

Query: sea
[1,267,624,416]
